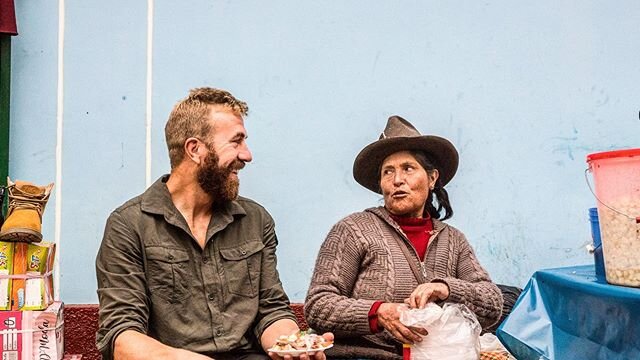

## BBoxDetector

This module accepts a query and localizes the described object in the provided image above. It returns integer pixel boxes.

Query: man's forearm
[114,330,211,360]
[260,318,300,352]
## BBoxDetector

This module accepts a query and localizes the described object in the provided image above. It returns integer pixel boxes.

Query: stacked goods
[0,301,64,360]
[9,242,56,310]
[0,242,56,311]
[0,178,63,360]
[0,241,15,310]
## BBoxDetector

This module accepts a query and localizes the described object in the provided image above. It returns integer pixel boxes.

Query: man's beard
[197,146,244,208]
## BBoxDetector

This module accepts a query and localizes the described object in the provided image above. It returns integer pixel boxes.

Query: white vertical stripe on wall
[54,0,66,300]
[145,0,154,187]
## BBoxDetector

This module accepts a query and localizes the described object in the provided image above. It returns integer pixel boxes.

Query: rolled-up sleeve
[95,210,149,360]
[252,214,297,340]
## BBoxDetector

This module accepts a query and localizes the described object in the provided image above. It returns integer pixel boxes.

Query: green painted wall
[0,35,9,188]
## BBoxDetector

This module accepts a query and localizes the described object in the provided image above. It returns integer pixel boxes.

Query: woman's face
[380,151,439,218]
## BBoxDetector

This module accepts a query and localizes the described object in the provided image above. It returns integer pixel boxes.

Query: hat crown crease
[380,116,421,139]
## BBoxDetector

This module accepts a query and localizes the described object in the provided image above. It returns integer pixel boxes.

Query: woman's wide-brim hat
[353,115,459,194]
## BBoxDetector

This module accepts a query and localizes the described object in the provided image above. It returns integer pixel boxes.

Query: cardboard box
[0,301,64,360]
[11,242,56,311]
[0,241,15,310]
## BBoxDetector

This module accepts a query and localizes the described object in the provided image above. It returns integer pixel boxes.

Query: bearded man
[96,87,331,360]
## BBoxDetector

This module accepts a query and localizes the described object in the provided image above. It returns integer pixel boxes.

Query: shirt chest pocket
[145,246,191,303]
[219,241,264,298]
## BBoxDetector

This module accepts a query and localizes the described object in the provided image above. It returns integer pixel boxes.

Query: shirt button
[241,250,247,255]
[208,293,215,301]
[203,257,209,264]
[216,329,223,336]
[168,255,174,260]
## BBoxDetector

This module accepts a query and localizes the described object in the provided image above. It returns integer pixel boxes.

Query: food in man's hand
[270,330,333,352]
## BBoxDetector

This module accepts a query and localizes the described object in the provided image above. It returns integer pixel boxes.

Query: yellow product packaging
[11,242,27,310]
[11,242,56,311]
[0,241,15,310]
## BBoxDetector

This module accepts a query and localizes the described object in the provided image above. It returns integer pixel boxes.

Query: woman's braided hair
[409,150,454,220]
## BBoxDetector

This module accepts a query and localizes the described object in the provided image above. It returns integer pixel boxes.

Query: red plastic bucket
[586,148,640,287]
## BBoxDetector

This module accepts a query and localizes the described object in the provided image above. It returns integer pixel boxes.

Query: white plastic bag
[400,303,481,360]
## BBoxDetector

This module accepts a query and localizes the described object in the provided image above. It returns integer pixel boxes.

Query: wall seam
[145,0,154,187]
[54,0,65,300]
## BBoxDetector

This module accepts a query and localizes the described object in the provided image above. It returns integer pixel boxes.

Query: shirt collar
[141,175,247,218]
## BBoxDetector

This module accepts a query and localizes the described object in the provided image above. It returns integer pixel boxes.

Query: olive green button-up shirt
[96,176,296,359]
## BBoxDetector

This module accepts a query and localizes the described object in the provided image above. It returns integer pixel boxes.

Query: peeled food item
[269,330,333,352]
[599,197,640,287]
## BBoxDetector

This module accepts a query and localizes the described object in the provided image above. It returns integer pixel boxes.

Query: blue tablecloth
[497,265,640,360]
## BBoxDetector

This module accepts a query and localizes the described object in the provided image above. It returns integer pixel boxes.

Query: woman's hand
[405,282,450,309]
[267,332,334,360]
[377,303,427,344]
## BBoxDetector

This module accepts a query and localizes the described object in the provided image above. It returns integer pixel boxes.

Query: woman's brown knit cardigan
[305,207,503,359]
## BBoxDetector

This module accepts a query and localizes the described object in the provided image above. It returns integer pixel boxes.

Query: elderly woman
[304,116,503,359]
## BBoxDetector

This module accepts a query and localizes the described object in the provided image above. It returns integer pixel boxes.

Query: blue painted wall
[9,1,640,303]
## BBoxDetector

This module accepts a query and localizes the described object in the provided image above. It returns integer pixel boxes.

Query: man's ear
[184,137,203,164]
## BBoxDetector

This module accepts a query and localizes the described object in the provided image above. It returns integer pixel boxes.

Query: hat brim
[353,135,459,194]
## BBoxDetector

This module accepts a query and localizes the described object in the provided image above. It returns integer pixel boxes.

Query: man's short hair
[165,87,249,169]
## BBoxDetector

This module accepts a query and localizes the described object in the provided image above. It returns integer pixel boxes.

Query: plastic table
[497,265,640,360]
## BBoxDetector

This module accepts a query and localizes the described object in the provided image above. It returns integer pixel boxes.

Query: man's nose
[239,143,252,163]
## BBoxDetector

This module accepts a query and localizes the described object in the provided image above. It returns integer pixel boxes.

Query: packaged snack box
[11,242,56,311]
[0,241,15,310]
[0,301,64,360]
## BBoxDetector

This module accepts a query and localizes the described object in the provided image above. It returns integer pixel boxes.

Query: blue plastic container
[589,207,606,281]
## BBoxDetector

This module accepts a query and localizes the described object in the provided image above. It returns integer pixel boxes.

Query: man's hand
[376,303,427,344]
[405,282,450,309]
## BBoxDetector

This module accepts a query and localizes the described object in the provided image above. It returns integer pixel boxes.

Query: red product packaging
[403,343,411,360]
[0,301,64,360]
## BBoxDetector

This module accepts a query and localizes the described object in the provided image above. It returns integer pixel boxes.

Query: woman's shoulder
[433,219,467,241]
[330,207,384,230]
[335,207,377,221]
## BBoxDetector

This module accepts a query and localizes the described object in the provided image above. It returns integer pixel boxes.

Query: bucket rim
[586,148,640,162]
